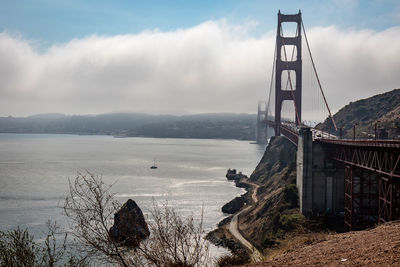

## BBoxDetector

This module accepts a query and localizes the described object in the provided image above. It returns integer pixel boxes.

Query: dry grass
[263,232,329,261]
[248,222,400,267]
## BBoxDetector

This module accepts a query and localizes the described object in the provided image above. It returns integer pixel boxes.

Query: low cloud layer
[1,20,400,119]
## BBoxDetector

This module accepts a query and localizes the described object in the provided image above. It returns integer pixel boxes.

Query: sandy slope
[248,221,400,266]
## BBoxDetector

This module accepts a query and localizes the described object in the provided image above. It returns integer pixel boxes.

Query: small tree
[64,172,211,266]
[0,222,87,267]
[0,227,37,266]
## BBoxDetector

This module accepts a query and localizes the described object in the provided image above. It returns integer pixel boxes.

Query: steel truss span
[321,140,400,229]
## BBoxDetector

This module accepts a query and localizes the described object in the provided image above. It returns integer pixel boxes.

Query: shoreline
[206,171,258,256]
[0,132,253,142]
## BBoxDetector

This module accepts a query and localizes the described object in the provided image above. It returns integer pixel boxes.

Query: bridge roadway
[265,119,400,181]
[264,119,338,146]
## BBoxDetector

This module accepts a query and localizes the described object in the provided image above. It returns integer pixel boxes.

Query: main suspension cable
[266,37,277,121]
[301,19,337,131]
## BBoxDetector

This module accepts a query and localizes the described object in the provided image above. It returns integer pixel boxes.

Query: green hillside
[319,88,400,139]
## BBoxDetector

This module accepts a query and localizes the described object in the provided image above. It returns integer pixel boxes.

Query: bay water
[0,133,265,257]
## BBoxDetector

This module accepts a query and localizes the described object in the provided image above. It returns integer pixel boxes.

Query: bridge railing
[311,128,338,140]
[280,124,298,146]
[264,119,300,146]
[317,139,400,148]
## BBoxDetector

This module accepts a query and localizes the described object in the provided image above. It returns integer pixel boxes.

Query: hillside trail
[228,179,263,262]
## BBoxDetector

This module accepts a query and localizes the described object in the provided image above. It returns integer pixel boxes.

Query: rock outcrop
[109,199,150,247]
[222,196,245,214]
[226,169,248,181]
[250,136,296,184]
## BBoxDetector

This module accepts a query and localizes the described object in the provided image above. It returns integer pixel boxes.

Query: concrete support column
[297,126,313,214]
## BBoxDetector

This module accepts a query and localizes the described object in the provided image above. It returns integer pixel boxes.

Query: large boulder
[109,199,150,247]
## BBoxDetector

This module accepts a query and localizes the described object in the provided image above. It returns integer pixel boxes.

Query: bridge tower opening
[275,11,302,136]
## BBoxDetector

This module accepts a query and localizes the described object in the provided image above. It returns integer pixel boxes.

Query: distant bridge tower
[256,101,267,144]
[275,11,302,136]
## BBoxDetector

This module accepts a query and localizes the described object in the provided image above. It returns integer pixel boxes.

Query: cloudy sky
[1,0,400,118]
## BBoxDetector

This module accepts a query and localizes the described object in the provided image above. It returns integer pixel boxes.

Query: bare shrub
[129,201,210,266]
[64,172,211,266]
[63,172,128,266]
[41,221,88,267]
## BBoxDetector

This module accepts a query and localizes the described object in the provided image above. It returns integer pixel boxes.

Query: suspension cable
[301,19,337,131]
[266,37,277,121]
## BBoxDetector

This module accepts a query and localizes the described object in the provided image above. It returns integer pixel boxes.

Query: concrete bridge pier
[296,126,345,215]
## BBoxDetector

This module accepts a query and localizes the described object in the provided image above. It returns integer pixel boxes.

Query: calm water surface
[0,134,265,256]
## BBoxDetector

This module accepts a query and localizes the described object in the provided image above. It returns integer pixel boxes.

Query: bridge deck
[316,139,400,149]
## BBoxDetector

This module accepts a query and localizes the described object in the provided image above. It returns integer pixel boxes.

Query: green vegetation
[263,212,305,247]
[283,184,298,208]
[0,227,37,267]
[319,88,400,139]
[0,224,87,267]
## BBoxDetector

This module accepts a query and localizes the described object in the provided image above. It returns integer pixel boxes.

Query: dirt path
[248,181,259,203]
[228,180,262,262]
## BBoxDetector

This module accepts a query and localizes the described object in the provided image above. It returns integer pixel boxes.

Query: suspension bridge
[257,11,400,230]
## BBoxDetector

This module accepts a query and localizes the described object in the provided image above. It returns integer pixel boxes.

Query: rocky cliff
[208,137,303,258]
[250,136,297,184]
[238,136,303,250]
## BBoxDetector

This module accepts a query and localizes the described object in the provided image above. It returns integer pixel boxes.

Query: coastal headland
[209,135,400,266]
[208,88,400,266]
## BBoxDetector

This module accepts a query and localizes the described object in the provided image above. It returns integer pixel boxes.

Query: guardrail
[280,124,298,146]
[317,139,400,149]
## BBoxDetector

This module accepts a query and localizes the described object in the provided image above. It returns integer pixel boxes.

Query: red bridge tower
[275,11,302,135]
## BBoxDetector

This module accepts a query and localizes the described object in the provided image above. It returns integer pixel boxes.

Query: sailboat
[150,158,158,169]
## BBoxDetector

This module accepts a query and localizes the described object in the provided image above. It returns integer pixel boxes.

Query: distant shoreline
[0,112,257,141]
[0,132,254,142]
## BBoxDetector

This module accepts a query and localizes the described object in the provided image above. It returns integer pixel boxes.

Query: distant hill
[27,113,67,119]
[0,113,256,140]
[318,88,400,139]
